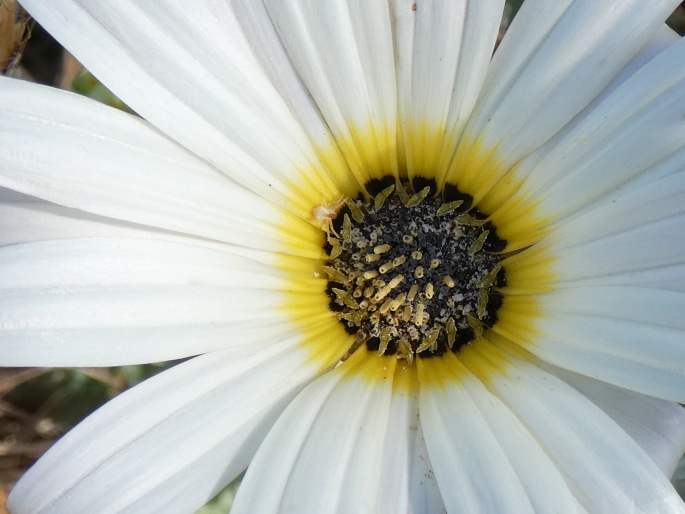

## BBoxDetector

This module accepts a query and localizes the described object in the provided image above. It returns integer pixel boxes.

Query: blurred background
[1,0,685,512]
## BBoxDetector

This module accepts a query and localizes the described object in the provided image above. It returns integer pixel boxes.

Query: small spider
[310,195,347,236]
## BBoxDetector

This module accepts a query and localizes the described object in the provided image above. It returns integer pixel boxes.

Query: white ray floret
[7,340,322,514]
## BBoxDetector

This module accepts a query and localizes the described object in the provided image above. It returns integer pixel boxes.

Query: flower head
[3,0,685,512]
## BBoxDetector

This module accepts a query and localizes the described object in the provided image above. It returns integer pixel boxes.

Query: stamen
[378,260,395,274]
[389,293,406,311]
[322,266,349,283]
[396,181,410,206]
[479,264,502,289]
[436,200,464,216]
[477,289,489,319]
[329,245,342,259]
[402,304,413,322]
[345,199,364,223]
[414,302,426,325]
[332,288,359,309]
[456,214,488,227]
[379,298,394,314]
[338,310,358,322]
[406,186,431,207]
[446,317,457,348]
[425,282,435,299]
[398,336,413,364]
[374,244,391,254]
[378,326,394,355]
[374,184,395,211]
[374,274,405,301]
[342,214,352,243]
[393,255,407,267]
[468,230,490,255]
[467,314,483,340]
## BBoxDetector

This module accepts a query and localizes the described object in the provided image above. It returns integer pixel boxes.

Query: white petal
[520,287,685,401]
[554,263,685,292]
[551,170,685,252]
[464,0,679,170]
[506,36,685,223]
[0,194,160,246]
[474,339,685,513]
[551,23,682,139]
[0,238,295,365]
[0,238,284,290]
[378,385,445,513]
[498,23,682,206]
[0,187,239,253]
[230,0,339,155]
[20,0,340,206]
[0,78,319,254]
[264,0,399,182]
[232,356,422,514]
[418,357,582,513]
[541,286,685,329]
[393,0,504,179]
[552,366,685,477]
[8,340,323,514]
[548,214,685,286]
[514,170,685,289]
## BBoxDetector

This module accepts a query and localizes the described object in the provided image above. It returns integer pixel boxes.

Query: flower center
[322,177,507,364]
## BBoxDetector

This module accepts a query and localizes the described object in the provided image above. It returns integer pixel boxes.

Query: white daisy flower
[3,0,685,512]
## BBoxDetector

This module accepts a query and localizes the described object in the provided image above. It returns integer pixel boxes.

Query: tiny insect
[310,195,347,235]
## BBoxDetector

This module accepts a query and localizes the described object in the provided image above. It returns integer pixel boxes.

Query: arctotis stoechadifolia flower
[3,0,685,512]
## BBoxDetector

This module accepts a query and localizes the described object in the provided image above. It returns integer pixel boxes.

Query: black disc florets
[323,178,506,363]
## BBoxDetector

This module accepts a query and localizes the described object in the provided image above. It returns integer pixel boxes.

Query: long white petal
[0,190,172,246]
[0,78,322,254]
[519,287,685,401]
[518,23,681,177]
[471,339,685,513]
[230,0,340,156]
[552,366,685,477]
[418,356,582,513]
[0,188,267,258]
[509,171,685,290]
[464,0,679,170]
[549,215,685,288]
[505,36,685,223]
[264,0,399,184]
[393,0,504,180]
[231,354,399,514]
[0,238,296,365]
[8,340,323,514]
[377,385,445,513]
[0,191,256,254]
[20,0,341,207]
[586,24,682,107]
